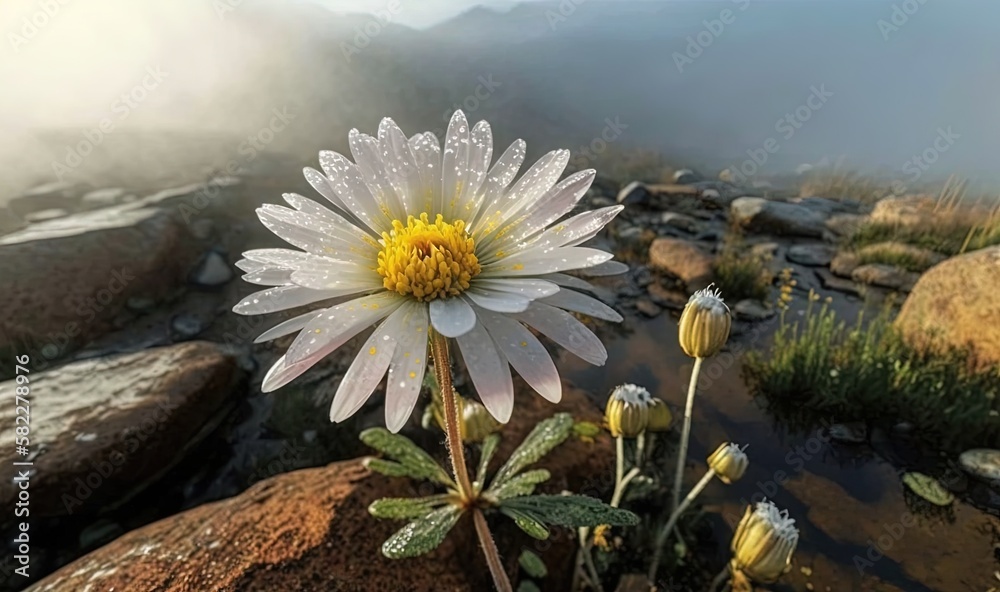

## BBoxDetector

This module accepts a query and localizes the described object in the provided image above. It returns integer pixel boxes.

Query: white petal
[378,118,422,214]
[329,306,411,423]
[285,292,404,366]
[541,289,623,322]
[465,288,530,313]
[456,321,514,423]
[470,139,526,232]
[242,269,293,286]
[233,285,342,315]
[481,247,613,277]
[317,151,393,234]
[429,297,476,337]
[477,308,561,403]
[540,273,597,293]
[289,267,383,292]
[515,303,608,366]
[475,150,569,241]
[303,166,349,214]
[440,110,471,220]
[384,303,430,432]
[350,129,407,222]
[409,132,441,214]
[578,260,629,276]
[261,355,309,392]
[254,310,325,343]
[240,248,314,269]
[472,278,560,299]
[256,205,378,258]
[453,120,492,220]
[527,204,624,253]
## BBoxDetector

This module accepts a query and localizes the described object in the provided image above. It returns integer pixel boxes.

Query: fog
[3,0,998,201]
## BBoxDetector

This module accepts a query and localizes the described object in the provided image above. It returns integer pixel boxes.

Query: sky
[309,0,523,28]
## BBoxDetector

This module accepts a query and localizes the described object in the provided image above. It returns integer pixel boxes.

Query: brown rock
[0,204,199,360]
[635,299,662,317]
[0,342,244,521]
[646,282,688,310]
[28,383,614,592]
[830,252,861,277]
[896,246,1000,369]
[851,264,919,292]
[648,238,714,292]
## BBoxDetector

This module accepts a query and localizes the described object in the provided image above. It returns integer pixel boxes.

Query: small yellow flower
[592,524,612,550]
[646,397,673,432]
[605,384,650,438]
[707,442,749,484]
[731,501,799,584]
[678,285,731,358]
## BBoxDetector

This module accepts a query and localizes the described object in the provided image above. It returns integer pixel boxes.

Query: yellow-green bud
[460,398,502,443]
[646,397,673,432]
[604,384,650,438]
[730,501,799,584]
[707,442,748,484]
[678,285,731,358]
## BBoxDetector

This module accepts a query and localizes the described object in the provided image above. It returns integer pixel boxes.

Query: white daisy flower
[235,111,626,432]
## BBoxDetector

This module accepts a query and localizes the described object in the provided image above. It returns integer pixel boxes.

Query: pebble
[635,299,662,318]
[190,251,234,287]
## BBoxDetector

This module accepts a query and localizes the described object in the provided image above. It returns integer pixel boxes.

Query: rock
[635,299,662,318]
[170,313,205,340]
[814,269,860,296]
[126,296,157,312]
[825,213,866,238]
[28,383,612,592]
[896,246,1000,368]
[730,197,827,238]
[190,251,234,287]
[853,241,947,272]
[790,196,862,215]
[830,252,861,277]
[591,196,616,208]
[191,218,215,240]
[828,423,867,444]
[646,283,688,310]
[24,208,69,223]
[672,169,701,185]
[81,188,132,209]
[786,244,835,266]
[0,342,244,522]
[656,212,700,233]
[958,449,1000,482]
[870,195,936,227]
[0,204,199,359]
[616,181,701,209]
[616,181,653,206]
[733,299,775,321]
[648,238,714,291]
[851,264,919,291]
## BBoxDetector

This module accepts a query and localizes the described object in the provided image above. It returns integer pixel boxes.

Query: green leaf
[360,428,453,486]
[491,413,573,486]
[572,420,602,439]
[902,471,955,506]
[368,495,451,520]
[500,495,640,528]
[518,549,548,578]
[517,582,542,592]
[499,508,550,540]
[381,505,464,559]
[487,469,551,500]
[476,433,502,488]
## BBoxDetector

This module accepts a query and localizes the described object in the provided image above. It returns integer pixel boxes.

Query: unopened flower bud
[678,285,731,358]
[731,501,799,584]
[707,442,748,484]
[605,383,650,438]
[646,397,673,432]
[460,398,502,443]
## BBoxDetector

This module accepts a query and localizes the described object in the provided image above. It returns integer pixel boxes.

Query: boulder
[615,181,702,209]
[814,269,860,296]
[959,449,1000,482]
[0,204,199,359]
[27,384,614,592]
[733,299,775,321]
[648,238,714,291]
[851,264,919,292]
[730,197,827,237]
[786,244,835,267]
[0,342,244,522]
[896,246,1000,368]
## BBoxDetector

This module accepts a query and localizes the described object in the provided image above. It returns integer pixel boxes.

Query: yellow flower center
[377,213,481,302]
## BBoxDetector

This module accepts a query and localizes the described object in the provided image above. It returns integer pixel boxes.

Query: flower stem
[430,331,474,501]
[473,509,513,592]
[708,565,731,592]
[647,469,716,581]
[672,356,704,512]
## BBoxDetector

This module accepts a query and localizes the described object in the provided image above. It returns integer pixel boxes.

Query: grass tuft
[712,228,773,302]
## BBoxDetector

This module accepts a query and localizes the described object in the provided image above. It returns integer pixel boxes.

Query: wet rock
[635,299,662,318]
[24,208,69,223]
[830,251,861,277]
[851,264,919,292]
[672,169,701,185]
[814,269,861,296]
[190,251,234,287]
[648,238,714,292]
[617,181,653,206]
[0,204,199,359]
[791,196,862,215]
[958,449,1000,482]
[656,212,700,233]
[28,383,612,592]
[170,313,205,341]
[79,520,124,549]
[896,246,1000,369]
[730,197,827,238]
[828,423,867,444]
[81,188,132,209]
[0,342,244,523]
[616,181,700,208]
[787,244,835,266]
[646,283,688,310]
[733,299,775,321]
[126,296,157,312]
[631,265,654,288]
[825,213,866,238]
